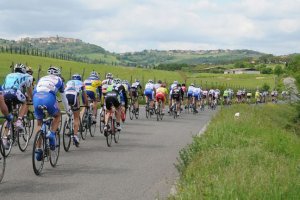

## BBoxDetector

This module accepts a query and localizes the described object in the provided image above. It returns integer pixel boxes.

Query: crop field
[0,53,277,90]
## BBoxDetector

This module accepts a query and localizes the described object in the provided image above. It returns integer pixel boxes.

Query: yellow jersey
[156,87,168,95]
[84,76,101,94]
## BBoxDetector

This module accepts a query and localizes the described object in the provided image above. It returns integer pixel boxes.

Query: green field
[0,53,276,90]
[172,104,300,199]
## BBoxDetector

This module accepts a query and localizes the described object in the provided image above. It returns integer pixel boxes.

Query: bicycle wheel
[129,103,134,120]
[32,130,45,176]
[50,131,60,167]
[135,104,139,119]
[62,119,71,152]
[57,114,63,134]
[99,109,105,133]
[159,103,164,121]
[24,111,35,140]
[0,140,5,183]
[87,114,93,137]
[80,112,88,140]
[106,117,113,147]
[17,126,29,152]
[173,106,177,119]
[145,104,150,119]
[0,121,13,157]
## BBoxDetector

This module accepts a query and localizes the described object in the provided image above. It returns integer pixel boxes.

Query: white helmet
[47,66,61,76]
[14,63,27,74]
[106,73,113,79]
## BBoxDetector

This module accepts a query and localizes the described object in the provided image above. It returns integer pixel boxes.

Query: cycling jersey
[154,83,161,90]
[33,75,68,120]
[192,87,201,100]
[171,87,181,101]
[223,90,229,97]
[65,80,86,110]
[84,75,101,100]
[144,83,155,100]
[247,92,252,97]
[156,87,167,102]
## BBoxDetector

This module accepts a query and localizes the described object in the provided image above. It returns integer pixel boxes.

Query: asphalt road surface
[0,107,216,200]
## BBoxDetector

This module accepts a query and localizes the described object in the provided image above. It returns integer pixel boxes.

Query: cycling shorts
[187,92,193,98]
[105,95,120,110]
[66,91,80,112]
[193,93,200,101]
[33,92,60,120]
[130,88,138,98]
[144,89,154,101]
[155,93,165,102]
[171,93,180,102]
[3,89,26,112]
[86,90,96,100]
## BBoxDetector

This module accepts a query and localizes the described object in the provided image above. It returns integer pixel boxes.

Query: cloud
[0,0,300,54]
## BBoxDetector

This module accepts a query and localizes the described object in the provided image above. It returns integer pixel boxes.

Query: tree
[261,83,270,91]
[261,67,273,74]
[274,65,283,76]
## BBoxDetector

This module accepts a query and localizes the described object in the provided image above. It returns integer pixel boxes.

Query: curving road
[0,107,216,200]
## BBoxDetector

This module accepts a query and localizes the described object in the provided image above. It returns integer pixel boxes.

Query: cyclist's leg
[0,93,9,117]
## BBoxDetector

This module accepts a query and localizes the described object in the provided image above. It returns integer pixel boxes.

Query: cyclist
[130,79,142,113]
[121,80,130,114]
[155,82,168,114]
[33,66,71,159]
[255,89,260,103]
[271,90,278,103]
[104,80,125,132]
[169,81,178,113]
[202,88,208,107]
[236,89,242,103]
[246,90,252,103]
[192,85,201,113]
[181,83,187,98]
[208,88,215,106]
[0,86,13,135]
[154,80,162,90]
[101,73,114,105]
[1,64,33,148]
[65,74,88,146]
[186,83,195,109]
[170,84,181,116]
[223,89,229,105]
[144,79,155,114]
[114,78,127,122]
[84,70,102,124]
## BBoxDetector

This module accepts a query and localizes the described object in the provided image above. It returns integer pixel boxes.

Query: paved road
[0,108,216,200]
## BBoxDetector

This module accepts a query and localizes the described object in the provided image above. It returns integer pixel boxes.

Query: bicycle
[128,97,139,120]
[0,124,6,183]
[99,104,105,134]
[62,109,83,152]
[145,101,155,119]
[155,99,164,121]
[104,106,120,147]
[0,104,30,157]
[81,101,96,138]
[32,105,60,176]
[24,103,35,140]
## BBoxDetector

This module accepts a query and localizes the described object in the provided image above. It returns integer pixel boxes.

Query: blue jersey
[65,80,85,93]
[34,75,64,95]
[2,72,33,91]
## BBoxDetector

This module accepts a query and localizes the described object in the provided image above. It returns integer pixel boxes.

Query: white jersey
[35,75,64,95]
[193,87,201,95]
[209,89,214,95]
[145,83,154,90]
[202,90,208,96]
[187,86,194,93]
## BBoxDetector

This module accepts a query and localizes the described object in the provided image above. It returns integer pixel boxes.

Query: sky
[0,0,299,55]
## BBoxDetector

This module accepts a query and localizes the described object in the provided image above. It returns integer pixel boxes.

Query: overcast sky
[0,0,299,55]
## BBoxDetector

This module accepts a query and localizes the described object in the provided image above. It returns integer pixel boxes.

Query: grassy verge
[171,104,300,199]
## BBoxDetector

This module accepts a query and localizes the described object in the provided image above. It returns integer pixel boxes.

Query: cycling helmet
[26,66,33,75]
[173,80,178,85]
[135,79,140,83]
[90,70,99,78]
[47,66,61,76]
[14,63,27,74]
[148,79,153,84]
[106,73,113,79]
[72,74,82,81]
[157,80,162,84]
[113,78,121,85]
[161,83,166,88]
[122,80,128,84]
[190,83,194,86]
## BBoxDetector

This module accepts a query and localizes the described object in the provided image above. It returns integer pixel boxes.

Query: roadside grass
[171,104,300,200]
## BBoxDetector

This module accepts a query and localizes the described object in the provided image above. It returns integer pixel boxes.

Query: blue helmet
[72,74,82,81]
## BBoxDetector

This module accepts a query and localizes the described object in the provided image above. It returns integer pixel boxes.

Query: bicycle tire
[24,111,35,140]
[0,120,14,157]
[99,109,105,133]
[32,130,45,176]
[106,117,113,147]
[0,140,6,183]
[87,115,93,137]
[50,131,60,167]
[113,119,120,143]
[129,104,134,120]
[57,114,63,134]
[135,104,139,119]
[145,104,149,119]
[62,119,71,152]
[17,126,29,152]
[81,112,88,140]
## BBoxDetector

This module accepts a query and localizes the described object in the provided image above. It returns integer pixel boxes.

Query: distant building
[224,68,260,74]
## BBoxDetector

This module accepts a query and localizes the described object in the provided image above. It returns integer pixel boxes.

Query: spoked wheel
[173,106,177,119]
[145,104,150,119]
[50,131,60,167]
[88,115,93,137]
[17,127,29,152]
[135,105,139,119]
[113,119,120,143]
[62,119,72,152]
[129,104,134,120]
[24,111,35,140]
[32,130,45,176]
[0,140,6,183]
[90,115,96,137]
[105,117,113,147]
[80,112,88,140]
[99,109,105,133]
[1,121,14,157]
